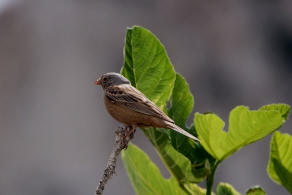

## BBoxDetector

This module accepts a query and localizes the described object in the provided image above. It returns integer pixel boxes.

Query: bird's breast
[104,95,167,128]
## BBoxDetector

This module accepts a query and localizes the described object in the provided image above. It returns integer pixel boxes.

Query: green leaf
[245,186,266,195]
[121,28,135,86]
[267,131,292,194]
[122,143,187,195]
[121,26,176,108]
[144,127,202,183]
[183,183,210,195]
[121,26,201,183]
[195,105,287,160]
[260,104,290,121]
[169,73,194,127]
[168,73,212,181]
[168,73,195,151]
[216,182,241,195]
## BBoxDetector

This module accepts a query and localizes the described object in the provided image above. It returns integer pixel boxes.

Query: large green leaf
[144,127,201,183]
[121,26,175,108]
[216,183,241,195]
[195,104,290,160]
[267,131,292,194]
[168,73,195,151]
[121,26,201,183]
[168,73,212,181]
[121,143,187,195]
[169,73,194,128]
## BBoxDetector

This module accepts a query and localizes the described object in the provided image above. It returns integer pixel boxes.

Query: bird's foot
[125,126,136,139]
[128,128,136,139]
[121,126,136,149]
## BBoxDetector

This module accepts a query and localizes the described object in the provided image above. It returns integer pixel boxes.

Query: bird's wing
[105,84,174,123]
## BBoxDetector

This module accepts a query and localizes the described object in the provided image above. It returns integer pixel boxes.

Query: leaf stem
[206,160,220,195]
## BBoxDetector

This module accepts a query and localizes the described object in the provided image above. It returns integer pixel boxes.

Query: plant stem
[206,160,220,195]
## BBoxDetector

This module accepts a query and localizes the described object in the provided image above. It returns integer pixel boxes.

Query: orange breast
[104,96,167,128]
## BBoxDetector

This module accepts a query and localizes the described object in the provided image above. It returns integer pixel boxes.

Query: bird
[95,72,199,142]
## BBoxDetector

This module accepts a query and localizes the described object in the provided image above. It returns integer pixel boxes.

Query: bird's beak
[95,78,102,85]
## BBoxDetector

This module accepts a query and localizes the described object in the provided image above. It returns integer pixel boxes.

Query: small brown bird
[95,72,199,141]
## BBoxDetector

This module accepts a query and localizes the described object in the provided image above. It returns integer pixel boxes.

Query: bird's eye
[103,77,108,81]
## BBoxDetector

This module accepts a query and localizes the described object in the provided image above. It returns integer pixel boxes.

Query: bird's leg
[125,125,136,140]
[121,125,136,149]
[129,128,136,139]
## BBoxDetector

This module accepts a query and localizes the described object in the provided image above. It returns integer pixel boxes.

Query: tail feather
[166,122,200,142]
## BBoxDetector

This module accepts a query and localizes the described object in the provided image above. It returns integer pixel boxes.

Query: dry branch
[95,127,134,195]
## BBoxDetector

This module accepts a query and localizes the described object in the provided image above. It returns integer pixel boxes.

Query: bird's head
[95,72,130,89]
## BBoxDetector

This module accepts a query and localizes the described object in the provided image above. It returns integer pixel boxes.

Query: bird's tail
[165,122,200,142]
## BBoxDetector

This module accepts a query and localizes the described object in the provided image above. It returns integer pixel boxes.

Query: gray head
[95,72,130,89]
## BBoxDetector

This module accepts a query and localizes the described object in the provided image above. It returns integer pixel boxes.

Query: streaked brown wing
[105,84,174,123]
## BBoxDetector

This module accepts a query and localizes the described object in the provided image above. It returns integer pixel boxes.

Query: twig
[95,127,134,195]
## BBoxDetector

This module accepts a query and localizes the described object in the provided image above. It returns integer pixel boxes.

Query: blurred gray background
[0,0,291,194]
